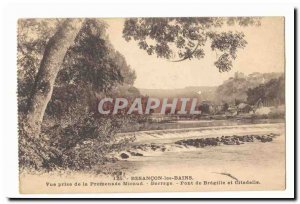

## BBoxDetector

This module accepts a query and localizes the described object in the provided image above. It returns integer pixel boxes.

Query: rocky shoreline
[175,133,279,147]
[119,133,280,159]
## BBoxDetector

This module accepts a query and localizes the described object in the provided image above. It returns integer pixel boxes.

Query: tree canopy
[123,17,260,72]
[247,75,285,105]
[215,72,283,104]
[18,19,138,170]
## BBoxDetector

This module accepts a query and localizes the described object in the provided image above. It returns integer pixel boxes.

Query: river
[111,120,286,191]
[20,120,286,193]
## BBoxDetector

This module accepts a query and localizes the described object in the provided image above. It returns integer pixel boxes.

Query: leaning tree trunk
[26,19,83,138]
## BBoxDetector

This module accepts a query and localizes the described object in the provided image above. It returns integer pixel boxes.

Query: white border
[1,0,295,199]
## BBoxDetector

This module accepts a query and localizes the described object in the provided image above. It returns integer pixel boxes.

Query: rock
[255,135,262,140]
[261,136,272,143]
[224,140,235,145]
[173,133,277,148]
[175,141,183,145]
[129,151,143,156]
[120,153,129,159]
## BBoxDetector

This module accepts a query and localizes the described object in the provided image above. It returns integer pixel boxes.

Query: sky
[104,17,284,89]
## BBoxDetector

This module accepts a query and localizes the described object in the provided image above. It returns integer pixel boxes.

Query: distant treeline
[215,72,284,105]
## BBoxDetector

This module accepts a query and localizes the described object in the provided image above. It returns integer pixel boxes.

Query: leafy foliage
[215,72,283,104]
[57,19,135,92]
[18,19,138,171]
[123,17,260,72]
[199,103,210,114]
[247,76,285,105]
[47,19,137,123]
[17,19,61,113]
[44,114,135,170]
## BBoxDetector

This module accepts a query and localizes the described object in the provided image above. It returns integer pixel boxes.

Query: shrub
[19,112,136,171]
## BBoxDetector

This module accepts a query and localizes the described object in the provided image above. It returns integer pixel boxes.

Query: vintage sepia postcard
[18,17,286,194]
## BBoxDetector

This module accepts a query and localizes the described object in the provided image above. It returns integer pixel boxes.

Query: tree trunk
[26,19,84,138]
